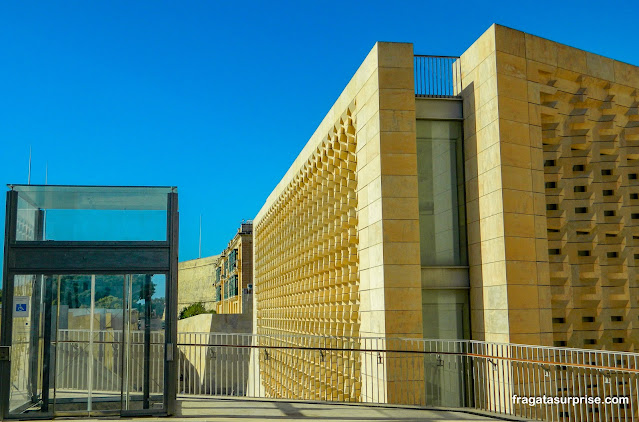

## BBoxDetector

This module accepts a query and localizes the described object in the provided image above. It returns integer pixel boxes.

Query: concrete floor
[48,397,525,422]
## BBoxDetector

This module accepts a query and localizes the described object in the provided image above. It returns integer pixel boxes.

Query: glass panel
[55,275,92,412]
[422,289,469,408]
[123,274,165,411]
[12,185,172,241]
[416,120,467,266]
[43,209,166,241]
[54,275,125,414]
[8,275,46,416]
[422,289,469,340]
[89,275,124,412]
[15,197,40,241]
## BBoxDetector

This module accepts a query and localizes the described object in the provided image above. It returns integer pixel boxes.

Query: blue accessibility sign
[15,304,27,312]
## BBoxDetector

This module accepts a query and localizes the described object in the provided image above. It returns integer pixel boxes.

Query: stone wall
[177,255,218,317]
[460,24,639,350]
[252,42,423,404]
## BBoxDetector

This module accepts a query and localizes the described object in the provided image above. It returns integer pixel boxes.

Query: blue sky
[1,0,638,266]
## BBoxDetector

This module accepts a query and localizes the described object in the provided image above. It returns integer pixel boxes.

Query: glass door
[54,275,125,416]
[6,274,52,418]
[4,273,166,418]
[122,274,166,413]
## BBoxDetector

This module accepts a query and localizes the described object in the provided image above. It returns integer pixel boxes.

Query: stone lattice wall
[533,50,639,350]
[254,108,361,401]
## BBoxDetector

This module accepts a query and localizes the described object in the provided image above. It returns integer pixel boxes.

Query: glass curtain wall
[416,120,467,267]
[417,119,470,407]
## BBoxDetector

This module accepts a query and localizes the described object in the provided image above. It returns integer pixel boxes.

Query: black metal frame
[0,186,179,420]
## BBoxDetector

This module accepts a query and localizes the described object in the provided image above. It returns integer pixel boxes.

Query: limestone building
[177,255,219,316]
[252,23,639,360]
[212,222,253,314]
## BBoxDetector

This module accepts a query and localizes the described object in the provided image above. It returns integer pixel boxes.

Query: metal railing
[54,329,165,394]
[414,55,462,98]
[176,333,638,422]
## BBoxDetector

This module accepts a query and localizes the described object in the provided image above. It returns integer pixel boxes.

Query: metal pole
[88,275,95,413]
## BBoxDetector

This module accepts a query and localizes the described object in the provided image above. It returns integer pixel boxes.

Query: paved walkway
[54,397,525,422]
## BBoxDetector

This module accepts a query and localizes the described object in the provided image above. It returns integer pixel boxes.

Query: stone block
[501,166,533,192]
[614,60,639,89]
[499,119,530,146]
[384,265,421,288]
[525,33,558,66]
[507,285,540,309]
[480,237,506,263]
[377,42,414,69]
[480,213,505,241]
[585,52,615,81]
[484,309,510,334]
[385,310,423,336]
[379,88,416,111]
[503,213,535,238]
[383,219,420,243]
[504,236,536,262]
[495,25,526,57]
[505,261,538,285]
[484,285,508,309]
[383,243,420,265]
[381,197,419,220]
[497,74,528,101]
[508,309,541,333]
[380,153,418,176]
[380,175,418,198]
[379,131,417,154]
[498,96,529,124]
[557,44,587,74]
[496,51,527,79]
[500,142,531,169]
[378,66,414,90]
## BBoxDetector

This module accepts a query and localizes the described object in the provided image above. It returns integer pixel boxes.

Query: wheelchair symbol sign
[13,297,29,317]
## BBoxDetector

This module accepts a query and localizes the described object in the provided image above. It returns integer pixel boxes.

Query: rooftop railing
[414,55,462,98]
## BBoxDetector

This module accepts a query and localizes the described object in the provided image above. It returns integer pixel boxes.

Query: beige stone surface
[178,255,219,317]
[462,23,639,351]
[251,42,423,404]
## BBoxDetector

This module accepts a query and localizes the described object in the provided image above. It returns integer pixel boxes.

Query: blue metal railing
[414,55,462,98]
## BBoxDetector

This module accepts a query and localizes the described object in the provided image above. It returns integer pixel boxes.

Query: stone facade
[250,25,639,404]
[177,255,219,316]
[461,24,639,350]
[212,223,253,314]
[253,42,422,403]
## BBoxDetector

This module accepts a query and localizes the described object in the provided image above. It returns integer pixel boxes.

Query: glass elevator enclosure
[1,185,178,419]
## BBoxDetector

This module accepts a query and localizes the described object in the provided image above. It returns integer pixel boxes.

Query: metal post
[143,275,152,409]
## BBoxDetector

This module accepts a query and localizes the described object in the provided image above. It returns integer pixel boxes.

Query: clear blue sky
[1,0,637,267]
